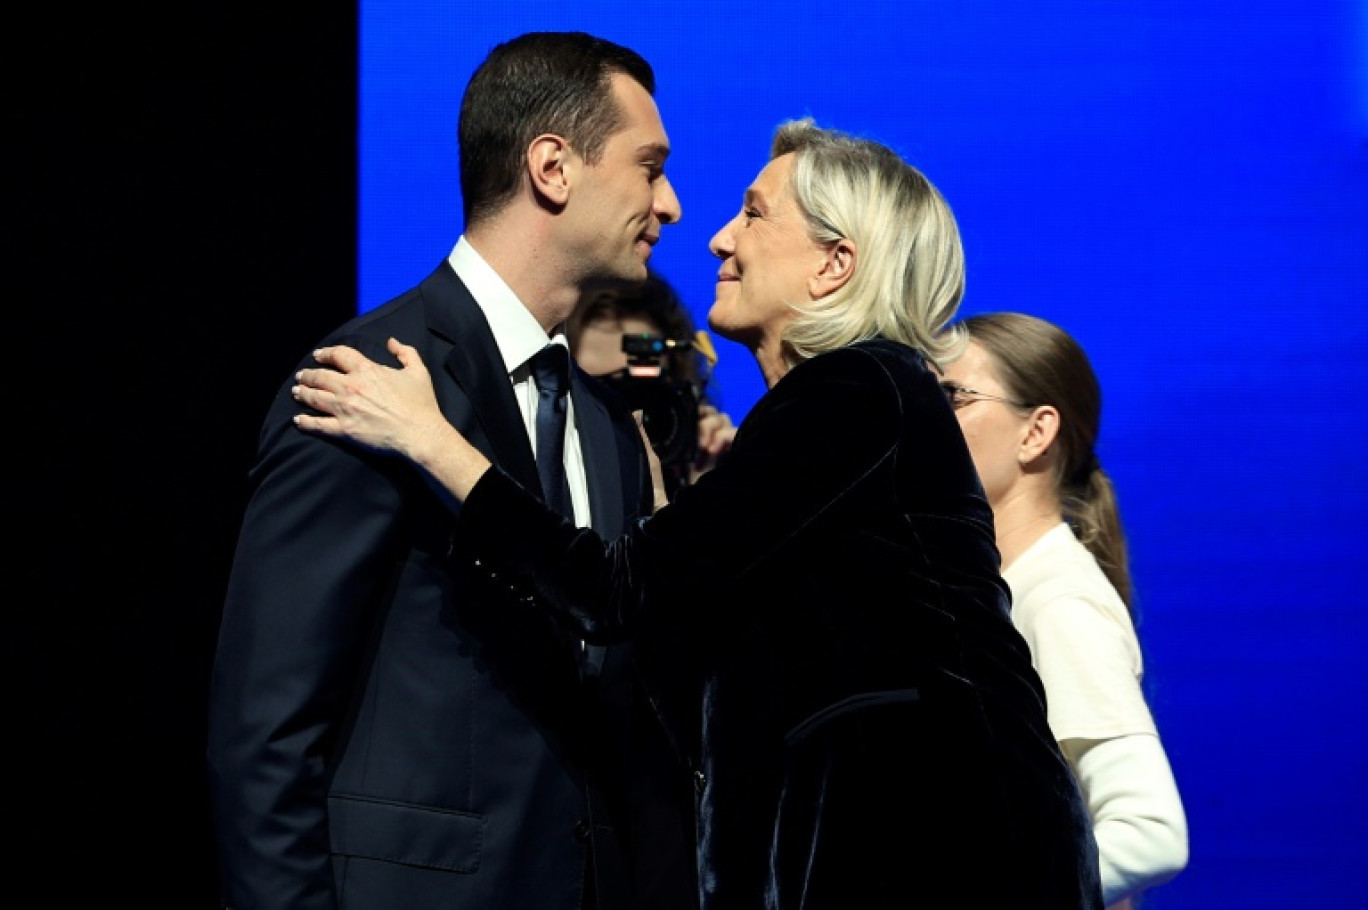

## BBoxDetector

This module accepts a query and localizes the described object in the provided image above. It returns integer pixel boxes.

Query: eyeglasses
[939,381,1032,411]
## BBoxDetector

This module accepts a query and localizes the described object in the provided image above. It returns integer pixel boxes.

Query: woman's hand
[293,337,491,501]
[690,403,738,482]
[634,411,671,513]
[292,337,449,461]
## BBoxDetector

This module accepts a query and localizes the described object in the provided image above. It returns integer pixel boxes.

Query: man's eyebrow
[637,141,671,161]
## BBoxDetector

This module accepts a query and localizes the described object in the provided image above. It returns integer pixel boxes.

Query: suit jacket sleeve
[207,340,414,910]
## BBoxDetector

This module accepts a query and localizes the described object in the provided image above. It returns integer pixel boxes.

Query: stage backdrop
[359,3,1368,906]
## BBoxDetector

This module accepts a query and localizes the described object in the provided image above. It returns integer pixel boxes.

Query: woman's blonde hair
[772,118,967,368]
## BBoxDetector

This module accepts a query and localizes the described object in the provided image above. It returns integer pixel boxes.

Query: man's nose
[655,177,682,225]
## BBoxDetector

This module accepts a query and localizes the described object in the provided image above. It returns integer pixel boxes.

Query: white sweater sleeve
[1062,733,1189,906]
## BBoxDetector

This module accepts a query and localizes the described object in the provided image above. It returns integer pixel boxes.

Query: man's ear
[809,238,856,300]
[527,134,572,206]
[1019,405,1061,467]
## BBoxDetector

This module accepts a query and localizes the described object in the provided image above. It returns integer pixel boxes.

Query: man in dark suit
[207,31,692,910]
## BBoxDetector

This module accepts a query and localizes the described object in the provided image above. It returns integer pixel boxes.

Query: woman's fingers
[295,366,338,395]
[307,340,428,388]
[312,344,366,370]
[292,382,341,433]
[292,381,328,411]
[696,405,738,456]
[293,410,335,434]
[387,337,421,366]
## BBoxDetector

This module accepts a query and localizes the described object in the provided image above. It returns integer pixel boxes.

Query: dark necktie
[530,343,574,520]
[531,344,605,678]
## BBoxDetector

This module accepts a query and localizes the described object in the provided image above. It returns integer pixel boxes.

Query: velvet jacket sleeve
[449,343,921,642]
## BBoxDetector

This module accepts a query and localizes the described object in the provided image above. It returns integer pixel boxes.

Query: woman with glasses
[288,119,1104,909]
[941,312,1189,909]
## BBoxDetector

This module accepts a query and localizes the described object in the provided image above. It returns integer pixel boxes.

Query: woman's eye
[743,207,761,223]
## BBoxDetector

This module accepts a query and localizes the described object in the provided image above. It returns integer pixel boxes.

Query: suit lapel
[416,262,640,529]
[419,264,541,492]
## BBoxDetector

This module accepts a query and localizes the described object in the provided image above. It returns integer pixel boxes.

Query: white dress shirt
[448,237,591,527]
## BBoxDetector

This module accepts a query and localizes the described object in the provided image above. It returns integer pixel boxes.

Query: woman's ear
[808,238,856,299]
[527,134,572,206]
[1018,405,1061,467]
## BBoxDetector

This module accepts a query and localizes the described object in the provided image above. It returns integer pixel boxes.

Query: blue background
[359,4,1368,906]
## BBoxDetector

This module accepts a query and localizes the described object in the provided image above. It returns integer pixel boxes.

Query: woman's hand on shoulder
[292,336,450,463]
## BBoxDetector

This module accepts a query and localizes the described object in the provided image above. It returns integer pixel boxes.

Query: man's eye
[743,208,761,222]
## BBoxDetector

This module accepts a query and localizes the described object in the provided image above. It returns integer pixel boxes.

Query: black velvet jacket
[454,340,1103,909]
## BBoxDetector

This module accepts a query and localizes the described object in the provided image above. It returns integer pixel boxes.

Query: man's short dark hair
[459,31,656,228]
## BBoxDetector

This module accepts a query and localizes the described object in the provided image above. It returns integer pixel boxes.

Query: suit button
[573,818,591,842]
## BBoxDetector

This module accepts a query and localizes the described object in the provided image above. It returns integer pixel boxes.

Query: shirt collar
[449,236,558,375]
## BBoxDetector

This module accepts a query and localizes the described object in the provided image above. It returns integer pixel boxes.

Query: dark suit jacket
[449,339,1105,910]
[207,262,695,910]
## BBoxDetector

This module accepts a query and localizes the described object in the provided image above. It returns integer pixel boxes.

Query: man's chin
[620,259,650,283]
[588,262,648,288]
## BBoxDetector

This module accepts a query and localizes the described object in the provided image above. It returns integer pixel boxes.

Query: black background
[13,8,355,903]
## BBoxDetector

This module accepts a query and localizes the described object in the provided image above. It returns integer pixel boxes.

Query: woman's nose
[708,217,737,259]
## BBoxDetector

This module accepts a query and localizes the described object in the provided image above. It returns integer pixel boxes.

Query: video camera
[598,333,702,490]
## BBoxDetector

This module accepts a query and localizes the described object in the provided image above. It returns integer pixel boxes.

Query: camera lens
[601,372,699,469]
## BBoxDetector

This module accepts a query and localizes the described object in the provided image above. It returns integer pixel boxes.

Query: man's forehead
[608,76,670,149]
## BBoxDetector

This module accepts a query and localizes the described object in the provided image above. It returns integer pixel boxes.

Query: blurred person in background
[568,269,737,500]
[941,311,1189,909]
